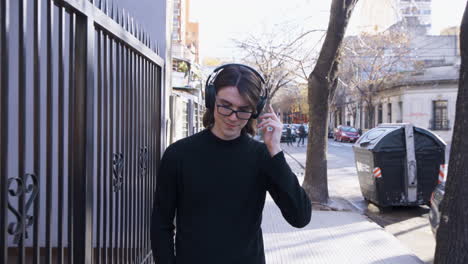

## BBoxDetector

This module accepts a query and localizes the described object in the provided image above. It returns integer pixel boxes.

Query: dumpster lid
[354,123,446,151]
[354,125,401,150]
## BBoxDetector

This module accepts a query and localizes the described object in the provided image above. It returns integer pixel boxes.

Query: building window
[377,104,383,125]
[432,100,449,130]
[387,103,392,123]
[397,102,403,123]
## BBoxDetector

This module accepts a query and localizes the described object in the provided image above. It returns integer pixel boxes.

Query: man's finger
[268,105,280,121]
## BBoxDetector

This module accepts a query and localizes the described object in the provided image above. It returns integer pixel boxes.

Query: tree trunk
[302,0,358,204]
[366,104,374,129]
[434,4,468,263]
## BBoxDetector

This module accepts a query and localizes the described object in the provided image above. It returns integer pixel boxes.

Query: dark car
[333,125,360,143]
[429,181,445,236]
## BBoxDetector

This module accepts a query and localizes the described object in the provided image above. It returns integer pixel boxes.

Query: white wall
[402,85,458,143]
[375,83,458,144]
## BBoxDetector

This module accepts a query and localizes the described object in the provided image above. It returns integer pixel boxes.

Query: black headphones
[205,63,268,119]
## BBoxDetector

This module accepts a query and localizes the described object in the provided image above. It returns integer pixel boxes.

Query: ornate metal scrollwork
[7,173,38,244]
[139,146,148,177]
[112,153,124,192]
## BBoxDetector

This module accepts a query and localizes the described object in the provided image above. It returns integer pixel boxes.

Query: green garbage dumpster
[353,123,446,207]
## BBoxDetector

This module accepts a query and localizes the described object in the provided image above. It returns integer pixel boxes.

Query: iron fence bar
[150,61,155,259]
[45,0,53,262]
[33,0,41,263]
[113,38,118,264]
[121,44,125,264]
[73,13,94,264]
[145,58,150,260]
[144,58,149,260]
[136,53,142,263]
[149,64,155,263]
[109,35,115,264]
[139,55,144,262]
[130,49,136,263]
[96,28,102,264]
[57,7,65,264]
[135,53,140,263]
[0,0,8,259]
[152,64,157,264]
[142,56,147,261]
[121,40,127,264]
[132,50,137,263]
[148,61,154,258]
[151,64,158,263]
[156,65,162,165]
[147,61,152,258]
[128,49,133,262]
[67,11,76,264]
[18,0,27,261]
[56,0,163,67]
[103,31,109,264]
[115,39,121,264]
[123,45,130,264]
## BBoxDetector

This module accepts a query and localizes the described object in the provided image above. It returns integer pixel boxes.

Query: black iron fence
[1,0,164,263]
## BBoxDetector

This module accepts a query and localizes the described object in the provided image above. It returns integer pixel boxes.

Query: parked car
[429,181,445,236]
[333,125,360,143]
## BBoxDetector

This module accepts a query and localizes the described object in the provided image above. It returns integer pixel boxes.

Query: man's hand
[257,105,283,157]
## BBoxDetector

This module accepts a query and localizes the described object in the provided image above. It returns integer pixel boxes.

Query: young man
[151,64,311,264]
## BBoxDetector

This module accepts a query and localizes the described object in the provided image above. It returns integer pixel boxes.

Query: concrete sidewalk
[260,147,424,264]
[262,198,423,264]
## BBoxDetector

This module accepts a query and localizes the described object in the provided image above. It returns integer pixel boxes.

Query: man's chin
[222,127,241,137]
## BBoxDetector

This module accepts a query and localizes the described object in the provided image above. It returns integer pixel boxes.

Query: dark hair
[203,65,263,136]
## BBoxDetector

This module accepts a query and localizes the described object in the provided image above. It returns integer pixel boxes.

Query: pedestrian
[151,64,311,264]
[286,125,293,146]
[297,124,306,146]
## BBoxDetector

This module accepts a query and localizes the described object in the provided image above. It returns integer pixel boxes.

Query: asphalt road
[283,138,436,264]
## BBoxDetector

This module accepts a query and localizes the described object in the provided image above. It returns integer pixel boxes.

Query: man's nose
[227,111,239,121]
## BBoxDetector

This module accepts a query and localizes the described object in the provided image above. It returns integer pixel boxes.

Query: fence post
[0,0,8,262]
[73,13,95,264]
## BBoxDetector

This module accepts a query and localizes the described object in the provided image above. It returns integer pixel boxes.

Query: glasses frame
[216,104,254,120]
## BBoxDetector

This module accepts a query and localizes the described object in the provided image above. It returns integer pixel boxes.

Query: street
[282,138,436,264]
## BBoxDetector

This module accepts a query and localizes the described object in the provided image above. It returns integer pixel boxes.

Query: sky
[190,0,467,62]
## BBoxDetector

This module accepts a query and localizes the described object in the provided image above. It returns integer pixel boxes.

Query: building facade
[331,19,459,144]
[170,0,205,143]
[371,65,458,143]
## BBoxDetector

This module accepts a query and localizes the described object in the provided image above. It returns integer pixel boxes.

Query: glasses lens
[236,111,252,120]
[217,105,232,116]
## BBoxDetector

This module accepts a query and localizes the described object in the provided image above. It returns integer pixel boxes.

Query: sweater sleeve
[151,145,178,263]
[262,149,312,228]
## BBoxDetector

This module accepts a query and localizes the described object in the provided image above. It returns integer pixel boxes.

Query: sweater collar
[205,128,249,146]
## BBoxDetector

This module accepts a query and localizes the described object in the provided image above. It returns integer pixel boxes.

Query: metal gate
[1,0,164,263]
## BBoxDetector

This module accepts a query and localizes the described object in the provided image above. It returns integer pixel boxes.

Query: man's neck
[210,127,241,141]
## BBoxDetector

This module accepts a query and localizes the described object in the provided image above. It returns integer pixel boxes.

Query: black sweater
[150,129,311,264]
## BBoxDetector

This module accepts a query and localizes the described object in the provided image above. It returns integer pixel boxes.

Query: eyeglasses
[216,104,253,120]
